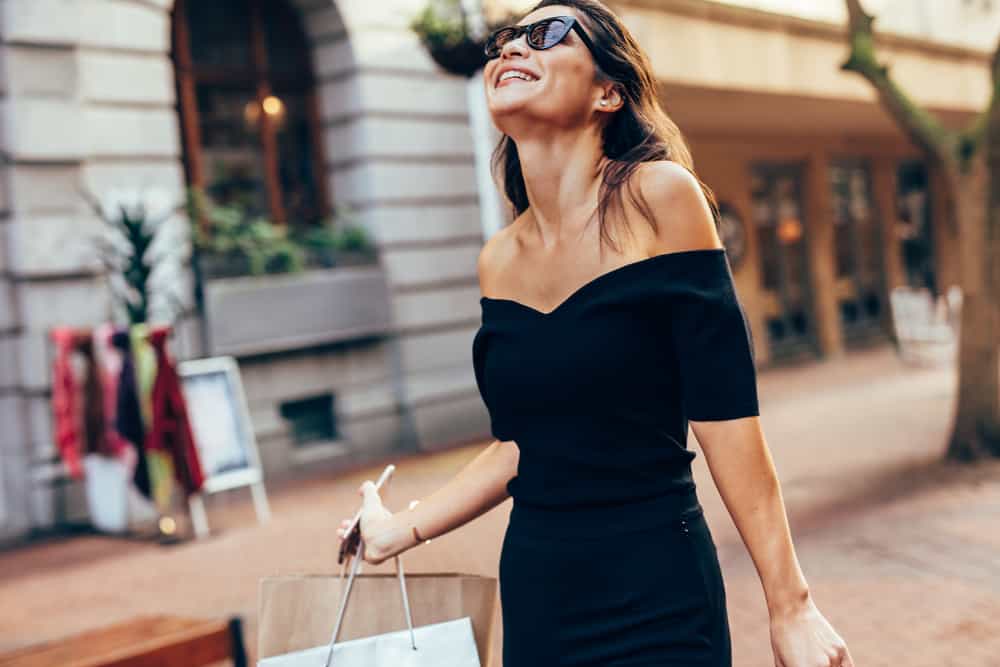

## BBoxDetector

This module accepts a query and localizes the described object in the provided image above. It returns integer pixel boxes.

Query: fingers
[336,517,353,538]
[359,480,383,506]
[335,478,395,566]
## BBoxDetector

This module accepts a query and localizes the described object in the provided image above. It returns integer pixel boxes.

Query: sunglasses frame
[484,15,599,61]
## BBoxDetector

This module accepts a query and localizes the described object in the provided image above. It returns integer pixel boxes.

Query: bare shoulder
[631,160,723,254]
[476,213,524,297]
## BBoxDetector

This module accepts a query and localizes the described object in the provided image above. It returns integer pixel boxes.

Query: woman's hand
[770,595,854,667]
[336,480,398,566]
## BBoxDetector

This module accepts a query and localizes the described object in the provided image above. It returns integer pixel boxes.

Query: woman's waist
[507,485,703,540]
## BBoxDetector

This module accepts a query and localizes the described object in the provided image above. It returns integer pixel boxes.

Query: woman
[337,1,853,665]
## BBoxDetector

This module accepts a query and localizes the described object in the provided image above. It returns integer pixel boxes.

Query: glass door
[896,160,937,296]
[750,163,819,361]
[830,159,888,345]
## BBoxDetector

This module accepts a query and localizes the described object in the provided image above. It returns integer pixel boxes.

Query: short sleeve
[668,250,760,421]
[472,325,514,441]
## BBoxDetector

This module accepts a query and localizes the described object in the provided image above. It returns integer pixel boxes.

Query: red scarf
[51,328,84,479]
[146,326,205,495]
[51,326,127,479]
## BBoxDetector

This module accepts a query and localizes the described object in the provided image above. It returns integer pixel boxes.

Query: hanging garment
[50,327,84,479]
[75,333,111,458]
[93,323,130,460]
[130,323,173,510]
[113,329,152,499]
[146,325,205,497]
[130,324,157,429]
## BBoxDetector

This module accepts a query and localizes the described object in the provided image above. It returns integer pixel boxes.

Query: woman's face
[483,5,606,133]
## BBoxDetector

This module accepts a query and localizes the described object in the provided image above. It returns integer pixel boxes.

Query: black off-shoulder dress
[472,247,761,667]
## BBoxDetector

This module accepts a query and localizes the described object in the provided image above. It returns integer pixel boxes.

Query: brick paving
[2,342,998,666]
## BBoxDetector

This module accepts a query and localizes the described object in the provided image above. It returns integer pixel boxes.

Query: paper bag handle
[323,536,417,666]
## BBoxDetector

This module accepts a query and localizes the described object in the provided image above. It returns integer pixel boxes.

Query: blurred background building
[0,0,994,543]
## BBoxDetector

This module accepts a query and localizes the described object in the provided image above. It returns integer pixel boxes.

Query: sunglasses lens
[530,18,571,49]
[485,17,574,58]
[485,27,517,57]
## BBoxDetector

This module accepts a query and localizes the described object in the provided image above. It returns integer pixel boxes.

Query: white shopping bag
[257,534,482,667]
[257,616,480,667]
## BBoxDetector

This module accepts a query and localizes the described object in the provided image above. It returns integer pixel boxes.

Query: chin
[488,98,532,123]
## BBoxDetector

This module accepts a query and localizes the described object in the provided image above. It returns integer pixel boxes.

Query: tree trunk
[947,155,1000,460]
[840,0,1000,461]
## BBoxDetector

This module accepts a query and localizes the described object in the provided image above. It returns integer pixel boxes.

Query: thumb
[359,481,386,516]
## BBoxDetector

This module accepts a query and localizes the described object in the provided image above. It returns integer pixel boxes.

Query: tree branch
[841,0,953,165]
[956,31,1000,170]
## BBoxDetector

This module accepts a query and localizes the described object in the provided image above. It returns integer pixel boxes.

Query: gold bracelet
[408,500,428,545]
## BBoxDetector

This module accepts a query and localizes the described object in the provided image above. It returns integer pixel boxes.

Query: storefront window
[750,164,817,361]
[829,160,883,338]
[896,161,937,295]
[172,0,329,225]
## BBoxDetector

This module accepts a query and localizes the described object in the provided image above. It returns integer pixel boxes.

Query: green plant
[187,189,306,277]
[410,0,520,77]
[84,187,187,326]
[294,206,373,251]
[188,190,375,278]
[412,0,471,46]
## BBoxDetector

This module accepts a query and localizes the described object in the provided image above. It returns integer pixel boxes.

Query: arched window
[172,0,329,225]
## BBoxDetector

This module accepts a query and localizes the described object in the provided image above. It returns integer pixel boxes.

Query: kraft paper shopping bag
[257,571,499,666]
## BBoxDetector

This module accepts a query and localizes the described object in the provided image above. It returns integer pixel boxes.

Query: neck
[512,124,607,248]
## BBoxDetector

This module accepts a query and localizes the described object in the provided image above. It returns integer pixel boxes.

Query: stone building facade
[0,0,995,542]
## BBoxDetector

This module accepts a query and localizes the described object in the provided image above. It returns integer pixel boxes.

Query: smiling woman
[337,2,855,666]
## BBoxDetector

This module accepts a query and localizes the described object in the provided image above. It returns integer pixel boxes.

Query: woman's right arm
[339,438,519,565]
[341,236,519,564]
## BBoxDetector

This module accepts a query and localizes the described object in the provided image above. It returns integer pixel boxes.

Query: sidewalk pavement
[1,342,998,666]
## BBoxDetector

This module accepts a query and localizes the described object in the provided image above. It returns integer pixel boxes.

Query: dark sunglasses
[484,15,598,60]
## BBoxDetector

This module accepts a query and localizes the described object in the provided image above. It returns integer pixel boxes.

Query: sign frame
[178,355,270,538]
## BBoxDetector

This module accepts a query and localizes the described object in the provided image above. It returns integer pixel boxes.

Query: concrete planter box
[202,264,394,357]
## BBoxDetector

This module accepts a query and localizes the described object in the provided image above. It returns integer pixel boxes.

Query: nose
[499,32,529,59]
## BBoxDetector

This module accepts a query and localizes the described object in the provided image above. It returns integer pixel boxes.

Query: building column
[804,149,844,358]
[871,157,905,335]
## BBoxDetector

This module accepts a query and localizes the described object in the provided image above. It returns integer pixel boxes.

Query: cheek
[543,55,595,105]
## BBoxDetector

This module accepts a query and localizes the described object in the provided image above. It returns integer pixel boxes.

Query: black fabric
[472,247,758,666]
[500,497,731,666]
[112,330,150,499]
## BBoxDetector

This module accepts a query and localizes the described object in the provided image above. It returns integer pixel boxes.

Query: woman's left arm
[632,161,856,666]
[691,416,856,667]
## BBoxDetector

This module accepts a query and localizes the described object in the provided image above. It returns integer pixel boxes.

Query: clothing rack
[35,324,183,543]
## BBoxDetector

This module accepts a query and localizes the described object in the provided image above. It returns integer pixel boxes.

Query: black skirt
[498,488,731,667]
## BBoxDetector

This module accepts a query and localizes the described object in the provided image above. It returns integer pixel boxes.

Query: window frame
[171,0,331,226]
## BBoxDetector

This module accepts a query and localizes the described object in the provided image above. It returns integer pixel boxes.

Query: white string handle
[323,537,417,666]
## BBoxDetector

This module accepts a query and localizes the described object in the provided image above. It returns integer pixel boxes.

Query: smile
[496,69,539,87]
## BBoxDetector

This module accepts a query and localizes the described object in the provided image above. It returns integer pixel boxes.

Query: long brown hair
[490,0,720,252]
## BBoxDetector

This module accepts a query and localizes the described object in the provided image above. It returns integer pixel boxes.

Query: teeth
[499,70,537,83]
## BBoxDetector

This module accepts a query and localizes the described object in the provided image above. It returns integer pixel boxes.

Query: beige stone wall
[617,0,992,113]
[0,0,189,537]
[0,0,492,541]
[714,0,1000,53]
[311,1,494,462]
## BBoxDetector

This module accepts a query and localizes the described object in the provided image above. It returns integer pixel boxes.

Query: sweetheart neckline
[479,247,725,318]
